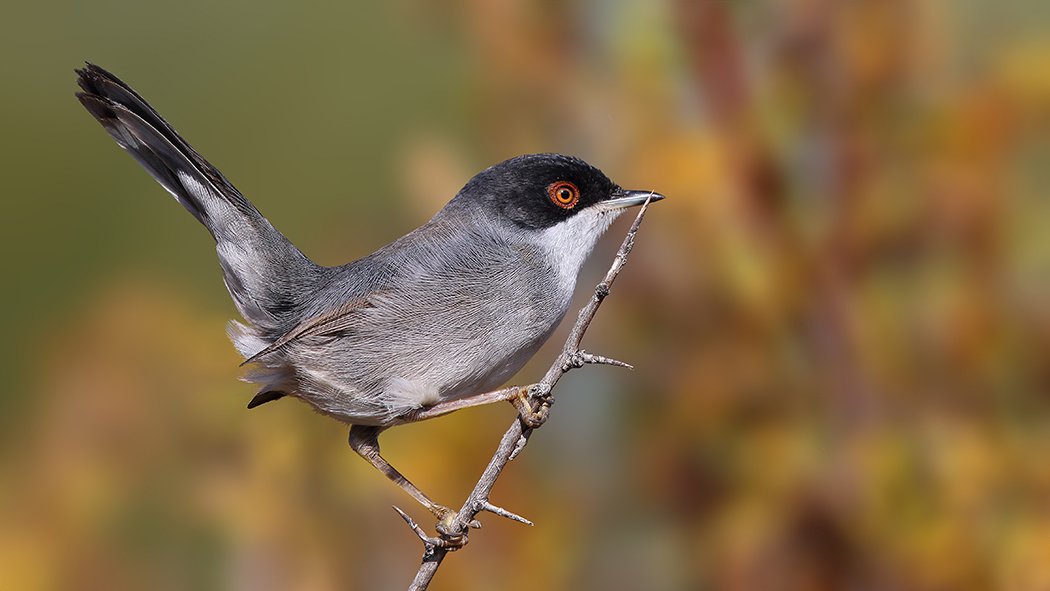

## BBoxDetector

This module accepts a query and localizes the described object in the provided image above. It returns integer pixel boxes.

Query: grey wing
[285,234,569,422]
[241,295,379,365]
[239,222,571,425]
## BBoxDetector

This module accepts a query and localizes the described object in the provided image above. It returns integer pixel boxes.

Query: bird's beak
[599,189,666,211]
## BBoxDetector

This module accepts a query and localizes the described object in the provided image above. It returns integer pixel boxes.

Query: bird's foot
[429,504,480,549]
[394,506,471,550]
[510,385,552,429]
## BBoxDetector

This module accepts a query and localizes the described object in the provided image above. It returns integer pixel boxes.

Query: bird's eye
[547,181,579,209]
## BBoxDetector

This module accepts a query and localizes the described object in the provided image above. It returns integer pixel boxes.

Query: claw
[509,386,551,428]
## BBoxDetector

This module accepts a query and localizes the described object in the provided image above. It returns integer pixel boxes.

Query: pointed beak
[599,189,666,211]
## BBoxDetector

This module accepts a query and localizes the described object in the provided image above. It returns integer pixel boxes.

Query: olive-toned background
[2,1,1049,589]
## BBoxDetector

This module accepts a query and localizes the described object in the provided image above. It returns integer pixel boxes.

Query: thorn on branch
[578,350,634,370]
[478,501,534,526]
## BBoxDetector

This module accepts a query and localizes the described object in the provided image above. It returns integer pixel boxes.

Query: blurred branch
[402,195,658,590]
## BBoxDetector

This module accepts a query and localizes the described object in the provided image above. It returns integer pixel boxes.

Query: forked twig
[405,195,657,590]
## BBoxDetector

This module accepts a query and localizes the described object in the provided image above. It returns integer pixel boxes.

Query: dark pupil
[559,188,572,201]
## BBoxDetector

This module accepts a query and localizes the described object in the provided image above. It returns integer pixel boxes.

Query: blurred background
[2,0,1049,589]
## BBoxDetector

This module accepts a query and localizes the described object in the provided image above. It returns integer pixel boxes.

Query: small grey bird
[75,63,663,526]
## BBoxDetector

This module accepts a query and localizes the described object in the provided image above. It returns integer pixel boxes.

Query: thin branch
[405,195,657,590]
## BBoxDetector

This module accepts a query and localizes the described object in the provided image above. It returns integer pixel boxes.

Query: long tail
[75,63,322,332]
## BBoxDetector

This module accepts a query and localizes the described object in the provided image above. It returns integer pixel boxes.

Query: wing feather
[241,295,379,364]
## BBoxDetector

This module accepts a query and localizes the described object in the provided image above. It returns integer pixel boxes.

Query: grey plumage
[75,63,662,429]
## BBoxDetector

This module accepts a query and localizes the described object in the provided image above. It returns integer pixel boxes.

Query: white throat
[533,207,624,293]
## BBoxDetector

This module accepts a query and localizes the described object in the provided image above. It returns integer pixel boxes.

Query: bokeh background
[2,0,1049,589]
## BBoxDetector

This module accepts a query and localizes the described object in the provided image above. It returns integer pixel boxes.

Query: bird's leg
[348,424,477,541]
[397,385,551,428]
[398,385,529,423]
[396,352,630,428]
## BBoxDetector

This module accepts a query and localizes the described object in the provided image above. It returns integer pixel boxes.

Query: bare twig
[405,195,657,590]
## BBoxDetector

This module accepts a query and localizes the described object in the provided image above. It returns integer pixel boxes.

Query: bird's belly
[283,302,565,426]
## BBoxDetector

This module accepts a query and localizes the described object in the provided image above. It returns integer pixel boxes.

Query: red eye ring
[547,181,579,209]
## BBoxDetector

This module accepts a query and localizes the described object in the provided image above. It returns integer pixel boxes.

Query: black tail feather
[76,63,323,331]
[247,391,286,409]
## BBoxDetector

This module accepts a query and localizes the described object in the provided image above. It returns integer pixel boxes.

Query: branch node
[527,383,551,399]
[562,353,586,371]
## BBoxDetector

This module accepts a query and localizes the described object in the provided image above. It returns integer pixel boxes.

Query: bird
[74,63,663,532]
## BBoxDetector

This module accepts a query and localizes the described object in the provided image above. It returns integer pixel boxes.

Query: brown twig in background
[399,194,657,590]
